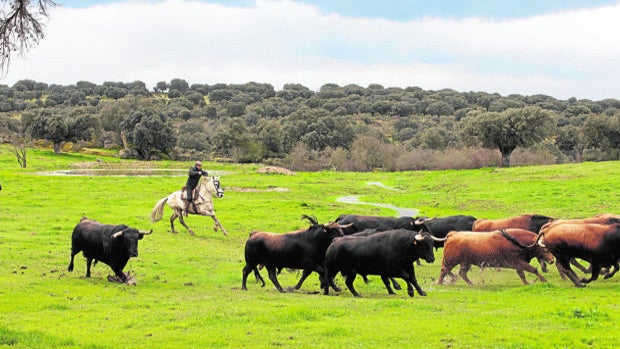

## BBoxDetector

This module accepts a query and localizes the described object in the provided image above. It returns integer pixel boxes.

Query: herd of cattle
[241,212,620,297]
[67,212,620,298]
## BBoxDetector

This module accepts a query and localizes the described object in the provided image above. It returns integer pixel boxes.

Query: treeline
[1,78,620,170]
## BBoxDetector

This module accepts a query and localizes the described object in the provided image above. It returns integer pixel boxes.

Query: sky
[2,0,620,100]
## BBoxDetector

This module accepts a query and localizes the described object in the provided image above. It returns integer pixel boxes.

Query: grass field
[1,144,620,348]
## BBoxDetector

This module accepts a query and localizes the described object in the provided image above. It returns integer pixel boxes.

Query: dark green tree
[154,81,168,93]
[555,124,585,162]
[583,113,620,159]
[28,109,97,153]
[169,78,189,93]
[255,119,285,158]
[301,115,355,151]
[120,108,176,160]
[462,106,557,167]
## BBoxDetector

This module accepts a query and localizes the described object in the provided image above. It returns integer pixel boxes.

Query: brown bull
[539,213,620,275]
[538,222,620,287]
[438,229,554,285]
[540,213,620,231]
[472,214,554,233]
[472,214,554,272]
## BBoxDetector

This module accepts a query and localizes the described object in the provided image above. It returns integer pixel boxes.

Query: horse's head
[202,176,224,199]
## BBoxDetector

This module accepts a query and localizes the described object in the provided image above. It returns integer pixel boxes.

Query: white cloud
[3,0,620,100]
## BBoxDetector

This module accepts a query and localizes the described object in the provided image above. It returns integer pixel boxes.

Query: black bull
[324,230,444,297]
[68,218,152,283]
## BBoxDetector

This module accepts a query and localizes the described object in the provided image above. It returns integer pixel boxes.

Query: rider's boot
[184,200,190,216]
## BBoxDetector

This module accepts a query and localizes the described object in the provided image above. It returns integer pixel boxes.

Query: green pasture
[1,144,619,348]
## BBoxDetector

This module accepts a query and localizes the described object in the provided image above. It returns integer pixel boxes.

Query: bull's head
[413,231,443,264]
[111,228,152,257]
[325,222,353,236]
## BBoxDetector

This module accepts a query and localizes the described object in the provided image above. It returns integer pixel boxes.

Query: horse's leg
[176,210,195,235]
[169,212,179,234]
[210,214,228,236]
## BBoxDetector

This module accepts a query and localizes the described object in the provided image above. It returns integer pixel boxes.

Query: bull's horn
[111,231,123,239]
[415,216,436,225]
[414,233,425,241]
[538,235,546,248]
[139,229,153,235]
[429,235,447,242]
[337,223,354,228]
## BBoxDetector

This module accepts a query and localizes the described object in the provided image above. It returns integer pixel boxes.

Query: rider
[185,160,208,216]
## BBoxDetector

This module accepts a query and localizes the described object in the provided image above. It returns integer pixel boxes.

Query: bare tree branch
[0,0,56,75]
[11,134,30,168]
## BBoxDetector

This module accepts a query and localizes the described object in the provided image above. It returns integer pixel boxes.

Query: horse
[150,176,228,236]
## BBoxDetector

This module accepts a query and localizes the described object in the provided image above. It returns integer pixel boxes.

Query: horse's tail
[150,197,169,223]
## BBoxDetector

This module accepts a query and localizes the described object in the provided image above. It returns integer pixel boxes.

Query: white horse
[150,176,228,236]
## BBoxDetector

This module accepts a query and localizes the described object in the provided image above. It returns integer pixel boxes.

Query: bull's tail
[150,197,169,223]
[499,229,531,249]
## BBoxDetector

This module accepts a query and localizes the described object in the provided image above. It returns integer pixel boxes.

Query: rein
[195,178,217,203]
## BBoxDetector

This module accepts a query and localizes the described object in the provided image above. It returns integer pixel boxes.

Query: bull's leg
[581,262,602,284]
[322,261,343,294]
[176,212,195,236]
[254,267,266,287]
[108,262,128,283]
[326,273,341,293]
[516,262,547,284]
[516,269,529,285]
[556,258,584,287]
[604,262,619,279]
[313,266,340,292]
[293,269,312,290]
[555,263,568,280]
[381,275,395,295]
[458,264,474,285]
[438,260,457,284]
[68,249,80,272]
[344,273,360,297]
[537,257,549,273]
[526,264,547,283]
[242,264,253,290]
[405,265,426,296]
[323,268,332,295]
[394,268,416,297]
[322,269,341,294]
[85,257,94,277]
[390,277,402,290]
[437,265,451,284]
[571,258,590,274]
[266,266,285,292]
